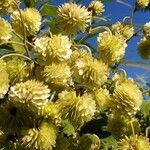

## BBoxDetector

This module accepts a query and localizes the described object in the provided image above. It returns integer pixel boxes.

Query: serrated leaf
[40,4,58,16]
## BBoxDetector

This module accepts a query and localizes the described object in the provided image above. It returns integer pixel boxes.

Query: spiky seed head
[0,18,12,44]
[97,31,127,64]
[112,22,134,40]
[56,3,91,34]
[88,0,105,15]
[118,135,150,150]
[143,22,150,40]
[92,88,111,113]
[0,0,19,14]
[108,114,141,139]
[6,59,29,84]
[0,60,9,99]
[77,134,100,150]
[9,80,50,110]
[112,78,143,115]
[57,91,96,128]
[42,63,72,91]
[11,8,41,35]
[34,35,72,65]
[20,122,57,150]
[136,0,149,8]
[137,38,150,60]
[70,50,109,89]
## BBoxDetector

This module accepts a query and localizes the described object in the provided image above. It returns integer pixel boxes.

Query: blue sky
[51,0,150,82]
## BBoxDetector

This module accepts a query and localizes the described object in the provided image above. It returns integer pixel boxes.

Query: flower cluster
[0,0,149,150]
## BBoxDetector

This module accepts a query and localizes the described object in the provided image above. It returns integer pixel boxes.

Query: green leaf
[40,4,58,16]
[101,136,118,150]
[11,33,26,54]
[140,101,150,117]
[23,0,39,7]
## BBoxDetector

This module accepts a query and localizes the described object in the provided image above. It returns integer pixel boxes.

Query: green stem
[0,53,33,62]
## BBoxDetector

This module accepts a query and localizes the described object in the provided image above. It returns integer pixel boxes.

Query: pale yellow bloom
[11,8,41,35]
[0,18,12,44]
[136,0,149,8]
[88,0,105,15]
[97,31,127,64]
[57,3,91,34]
[112,22,134,40]
[34,35,72,65]
[143,22,150,40]
[118,135,150,150]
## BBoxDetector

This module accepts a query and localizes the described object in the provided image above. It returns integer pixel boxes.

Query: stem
[6,41,25,46]
[13,1,31,58]
[12,30,34,47]
[78,26,112,44]
[130,120,135,137]
[0,53,33,62]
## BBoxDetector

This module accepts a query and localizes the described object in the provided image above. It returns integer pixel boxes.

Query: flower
[34,35,72,65]
[136,0,149,8]
[70,50,109,89]
[111,22,134,40]
[137,38,150,60]
[0,60,9,99]
[97,31,127,64]
[77,134,100,150]
[42,63,72,91]
[11,8,41,35]
[92,88,111,113]
[57,91,96,128]
[118,135,150,150]
[111,78,143,115]
[88,0,104,15]
[108,114,140,139]
[9,80,50,109]
[0,0,19,14]
[56,3,91,34]
[20,122,57,150]
[6,59,29,83]
[143,22,150,40]
[0,18,12,44]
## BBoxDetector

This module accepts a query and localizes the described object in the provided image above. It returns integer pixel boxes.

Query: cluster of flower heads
[0,0,149,150]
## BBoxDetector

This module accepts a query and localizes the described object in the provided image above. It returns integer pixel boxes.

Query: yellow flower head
[143,22,150,40]
[112,22,134,40]
[0,18,12,44]
[112,78,143,115]
[6,59,29,84]
[9,80,50,109]
[57,91,96,127]
[136,0,149,8]
[137,38,150,60]
[93,88,111,113]
[97,31,127,64]
[88,0,105,15]
[34,35,72,65]
[70,50,109,89]
[0,0,19,14]
[118,135,150,150]
[20,122,57,150]
[0,60,9,98]
[108,114,140,139]
[42,63,72,91]
[11,8,41,35]
[57,3,91,34]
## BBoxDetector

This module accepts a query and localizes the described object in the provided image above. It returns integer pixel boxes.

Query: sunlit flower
[136,0,149,8]
[88,0,105,15]
[143,22,150,40]
[0,18,12,44]
[57,3,91,34]
[97,31,127,64]
[34,35,72,65]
